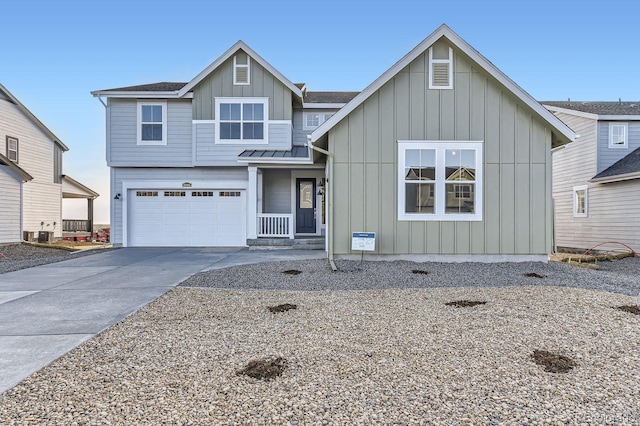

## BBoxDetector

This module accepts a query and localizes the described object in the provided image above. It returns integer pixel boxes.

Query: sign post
[351,232,376,264]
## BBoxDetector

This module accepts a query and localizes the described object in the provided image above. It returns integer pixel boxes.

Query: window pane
[299,182,313,209]
[220,104,230,120]
[151,105,162,122]
[445,149,476,181]
[243,123,263,139]
[151,124,163,140]
[243,103,254,120]
[254,103,263,120]
[405,149,435,181]
[141,105,152,122]
[612,125,625,144]
[230,104,241,120]
[307,113,320,127]
[576,190,585,213]
[445,183,475,213]
[405,183,435,213]
[142,124,163,141]
[220,123,241,139]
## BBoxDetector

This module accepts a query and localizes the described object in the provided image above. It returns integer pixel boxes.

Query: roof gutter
[590,171,640,184]
[307,136,336,269]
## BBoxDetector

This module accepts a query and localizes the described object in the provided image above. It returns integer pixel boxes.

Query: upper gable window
[303,112,334,130]
[398,141,483,221]
[429,45,453,90]
[234,52,251,85]
[608,123,628,148]
[137,101,167,145]
[215,98,268,144]
[6,136,18,162]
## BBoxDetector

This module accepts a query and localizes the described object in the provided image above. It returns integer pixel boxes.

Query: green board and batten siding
[192,50,292,121]
[330,40,553,255]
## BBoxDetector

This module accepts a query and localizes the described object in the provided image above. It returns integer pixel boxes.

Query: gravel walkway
[0,244,113,275]
[0,257,638,424]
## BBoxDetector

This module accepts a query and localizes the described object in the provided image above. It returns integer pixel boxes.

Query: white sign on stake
[351,232,376,252]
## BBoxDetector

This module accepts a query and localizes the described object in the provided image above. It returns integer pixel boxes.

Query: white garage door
[127,189,246,247]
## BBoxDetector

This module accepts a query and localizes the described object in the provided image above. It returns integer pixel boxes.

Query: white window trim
[398,140,483,221]
[137,101,168,146]
[215,97,268,144]
[573,185,588,218]
[608,123,628,148]
[233,55,251,85]
[6,136,18,162]
[428,47,453,90]
[303,112,334,131]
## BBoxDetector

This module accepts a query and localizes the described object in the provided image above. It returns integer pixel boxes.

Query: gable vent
[233,54,251,85]
[429,46,453,90]
[431,63,450,87]
[235,67,249,84]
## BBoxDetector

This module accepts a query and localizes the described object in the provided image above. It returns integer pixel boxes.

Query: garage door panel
[128,189,246,247]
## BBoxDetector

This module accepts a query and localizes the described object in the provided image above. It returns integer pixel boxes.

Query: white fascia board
[311,24,575,145]
[598,115,640,121]
[302,103,346,109]
[177,41,303,99]
[543,105,599,120]
[590,172,640,184]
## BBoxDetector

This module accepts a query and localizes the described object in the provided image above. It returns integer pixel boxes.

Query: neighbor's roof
[304,91,360,105]
[591,147,640,183]
[0,153,33,181]
[310,24,575,145]
[543,101,640,117]
[0,84,69,151]
[62,175,99,198]
[94,82,187,93]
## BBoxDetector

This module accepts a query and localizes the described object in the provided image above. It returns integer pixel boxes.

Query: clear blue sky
[3,0,639,223]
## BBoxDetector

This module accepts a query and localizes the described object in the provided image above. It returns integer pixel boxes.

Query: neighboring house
[0,84,98,243]
[93,24,574,261]
[544,101,640,252]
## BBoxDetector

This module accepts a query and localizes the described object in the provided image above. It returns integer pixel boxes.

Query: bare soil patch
[237,357,286,381]
[283,269,302,275]
[616,305,640,316]
[445,300,486,308]
[412,269,430,275]
[524,272,545,278]
[532,350,577,373]
[268,304,297,313]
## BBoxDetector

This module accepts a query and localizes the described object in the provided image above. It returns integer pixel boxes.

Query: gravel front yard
[0,243,112,275]
[0,257,639,425]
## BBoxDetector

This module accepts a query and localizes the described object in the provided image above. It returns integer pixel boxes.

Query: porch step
[247,237,325,250]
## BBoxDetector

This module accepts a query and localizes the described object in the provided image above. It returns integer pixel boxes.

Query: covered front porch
[61,175,99,240]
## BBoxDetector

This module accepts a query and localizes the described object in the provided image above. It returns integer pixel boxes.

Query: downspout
[307,136,336,270]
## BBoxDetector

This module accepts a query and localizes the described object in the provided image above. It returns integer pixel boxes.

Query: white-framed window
[303,112,334,130]
[233,52,250,85]
[215,97,268,144]
[573,185,588,217]
[429,46,453,89]
[398,141,483,221]
[608,123,628,148]
[137,101,167,145]
[6,136,18,162]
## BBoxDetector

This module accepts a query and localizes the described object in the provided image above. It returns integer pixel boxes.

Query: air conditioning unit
[23,231,34,242]
[38,231,54,243]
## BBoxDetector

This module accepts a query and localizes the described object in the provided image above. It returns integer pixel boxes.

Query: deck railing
[63,219,92,232]
[257,214,294,238]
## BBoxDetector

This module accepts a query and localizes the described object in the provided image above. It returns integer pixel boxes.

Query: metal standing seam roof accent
[592,146,640,180]
[238,146,310,159]
[542,101,640,116]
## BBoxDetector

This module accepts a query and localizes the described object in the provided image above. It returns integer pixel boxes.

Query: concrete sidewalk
[0,247,325,394]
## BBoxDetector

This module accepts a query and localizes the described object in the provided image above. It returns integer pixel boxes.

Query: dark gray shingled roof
[543,101,640,115]
[304,91,360,104]
[239,146,309,159]
[97,82,187,92]
[592,147,640,180]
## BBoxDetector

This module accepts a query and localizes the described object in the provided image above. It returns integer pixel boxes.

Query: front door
[296,178,316,234]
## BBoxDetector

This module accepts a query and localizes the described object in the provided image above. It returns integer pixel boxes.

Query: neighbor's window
[608,123,628,148]
[573,185,588,217]
[304,112,334,130]
[6,136,18,162]
[234,52,250,85]
[215,98,268,143]
[398,141,483,221]
[137,101,167,145]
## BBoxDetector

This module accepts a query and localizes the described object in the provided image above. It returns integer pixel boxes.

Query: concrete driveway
[0,247,325,394]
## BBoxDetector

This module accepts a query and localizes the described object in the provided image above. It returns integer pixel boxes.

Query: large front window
[216,98,268,143]
[137,101,167,145]
[398,141,483,221]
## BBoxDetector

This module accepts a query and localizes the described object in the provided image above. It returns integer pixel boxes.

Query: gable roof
[94,82,187,93]
[591,146,640,183]
[543,101,640,116]
[0,84,69,151]
[0,153,33,181]
[177,41,303,99]
[62,175,99,198]
[310,24,575,145]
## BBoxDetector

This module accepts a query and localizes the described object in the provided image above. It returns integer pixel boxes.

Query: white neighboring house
[545,101,640,252]
[0,84,98,243]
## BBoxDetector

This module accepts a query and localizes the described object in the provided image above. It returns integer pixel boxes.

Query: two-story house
[544,101,640,252]
[94,25,574,261]
[0,84,98,244]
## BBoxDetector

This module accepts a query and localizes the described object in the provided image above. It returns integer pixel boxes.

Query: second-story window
[216,98,268,144]
[137,101,167,145]
[304,112,334,130]
[609,123,628,148]
[6,136,18,162]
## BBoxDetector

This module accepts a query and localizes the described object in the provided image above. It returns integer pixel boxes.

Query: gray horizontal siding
[597,121,640,173]
[108,99,193,167]
[262,169,291,213]
[111,167,248,245]
[194,121,291,165]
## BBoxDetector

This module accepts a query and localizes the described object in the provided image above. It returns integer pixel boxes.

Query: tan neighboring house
[545,101,640,252]
[0,84,98,244]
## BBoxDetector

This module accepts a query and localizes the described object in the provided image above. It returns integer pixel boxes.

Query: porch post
[247,166,258,239]
[87,198,94,233]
